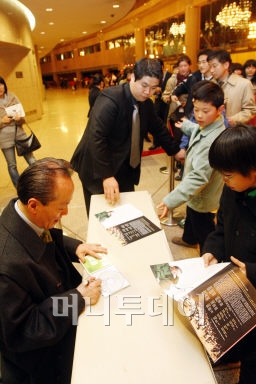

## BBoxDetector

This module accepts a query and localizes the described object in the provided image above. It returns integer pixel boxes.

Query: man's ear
[218,104,225,115]
[27,198,40,214]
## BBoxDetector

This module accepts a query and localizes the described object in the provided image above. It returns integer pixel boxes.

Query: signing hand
[230,256,247,276]
[77,277,102,305]
[76,243,108,263]
[103,176,120,206]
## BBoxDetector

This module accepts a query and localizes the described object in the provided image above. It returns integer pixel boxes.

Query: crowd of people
[1,50,256,384]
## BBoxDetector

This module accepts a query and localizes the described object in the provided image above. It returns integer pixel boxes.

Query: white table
[71,191,217,384]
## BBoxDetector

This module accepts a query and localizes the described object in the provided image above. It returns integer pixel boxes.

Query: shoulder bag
[15,123,41,156]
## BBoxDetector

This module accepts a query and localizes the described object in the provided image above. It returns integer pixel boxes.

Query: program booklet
[80,253,129,297]
[5,103,25,117]
[95,203,161,246]
[150,258,256,363]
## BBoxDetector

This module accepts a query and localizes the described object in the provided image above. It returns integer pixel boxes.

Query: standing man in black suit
[71,57,181,215]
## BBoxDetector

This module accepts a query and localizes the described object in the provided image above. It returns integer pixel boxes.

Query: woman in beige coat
[0,77,35,187]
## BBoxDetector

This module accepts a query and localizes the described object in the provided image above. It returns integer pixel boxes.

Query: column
[131,18,145,61]
[185,3,201,71]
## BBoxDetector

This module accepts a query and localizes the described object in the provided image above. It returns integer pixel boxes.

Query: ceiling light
[49,22,54,26]
[100,20,107,24]
[82,31,87,34]
[46,8,53,12]
[113,4,119,8]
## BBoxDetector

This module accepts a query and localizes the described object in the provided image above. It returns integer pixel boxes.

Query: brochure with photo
[151,258,256,363]
[95,203,161,246]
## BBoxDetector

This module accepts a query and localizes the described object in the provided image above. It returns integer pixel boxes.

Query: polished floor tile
[0,87,239,383]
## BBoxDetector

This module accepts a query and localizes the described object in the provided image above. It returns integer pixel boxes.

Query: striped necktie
[130,104,141,168]
[41,229,53,243]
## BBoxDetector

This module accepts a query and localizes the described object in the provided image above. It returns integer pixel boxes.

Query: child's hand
[230,256,247,276]
[157,203,169,219]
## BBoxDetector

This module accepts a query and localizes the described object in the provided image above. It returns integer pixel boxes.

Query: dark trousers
[215,327,256,384]
[182,206,215,255]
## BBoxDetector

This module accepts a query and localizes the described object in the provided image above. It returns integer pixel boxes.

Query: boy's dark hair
[209,124,256,176]
[191,80,224,108]
[133,58,162,82]
[207,49,232,65]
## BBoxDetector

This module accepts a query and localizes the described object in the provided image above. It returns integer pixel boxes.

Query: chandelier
[216,0,252,30]
[169,22,186,37]
[248,22,256,39]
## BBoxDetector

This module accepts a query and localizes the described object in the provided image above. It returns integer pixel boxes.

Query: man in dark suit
[0,158,105,384]
[71,57,181,215]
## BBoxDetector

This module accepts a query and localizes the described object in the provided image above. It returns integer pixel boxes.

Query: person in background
[202,124,256,384]
[162,55,192,180]
[244,60,256,125]
[171,49,213,180]
[158,81,226,254]
[0,157,105,384]
[242,59,256,83]
[230,62,243,76]
[71,57,181,215]
[119,67,133,84]
[162,55,192,119]
[87,73,104,117]
[0,76,36,188]
[149,59,172,150]
[171,49,213,121]
[208,50,256,126]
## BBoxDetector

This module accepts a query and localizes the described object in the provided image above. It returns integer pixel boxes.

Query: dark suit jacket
[172,70,202,117]
[0,199,84,384]
[71,82,180,195]
[87,86,101,117]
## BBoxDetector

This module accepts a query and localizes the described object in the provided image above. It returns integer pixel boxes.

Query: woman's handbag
[15,123,41,156]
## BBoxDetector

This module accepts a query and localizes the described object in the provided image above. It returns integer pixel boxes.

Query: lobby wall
[0,0,43,121]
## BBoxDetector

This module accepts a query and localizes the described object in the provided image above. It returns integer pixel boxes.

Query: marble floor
[0,87,240,384]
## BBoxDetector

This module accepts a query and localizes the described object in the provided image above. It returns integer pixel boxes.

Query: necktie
[41,229,53,243]
[130,104,141,168]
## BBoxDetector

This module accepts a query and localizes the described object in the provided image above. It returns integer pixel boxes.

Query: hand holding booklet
[151,257,256,363]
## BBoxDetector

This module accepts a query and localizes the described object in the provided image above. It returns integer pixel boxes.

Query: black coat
[71,82,180,194]
[0,199,84,384]
[203,185,256,287]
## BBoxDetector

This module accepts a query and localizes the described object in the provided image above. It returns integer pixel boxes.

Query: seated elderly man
[0,157,106,384]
